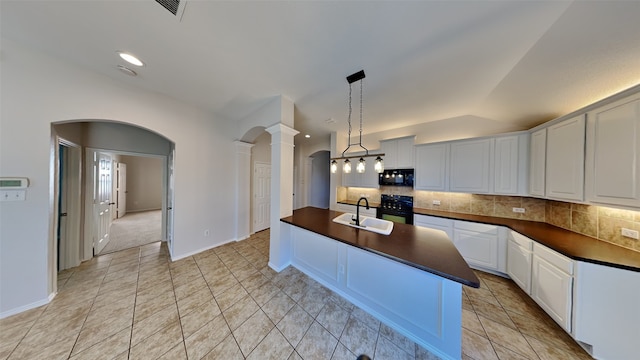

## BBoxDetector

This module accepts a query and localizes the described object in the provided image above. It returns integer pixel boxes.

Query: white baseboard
[0,293,54,319]
[125,208,162,213]
[268,261,290,273]
[169,238,236,262]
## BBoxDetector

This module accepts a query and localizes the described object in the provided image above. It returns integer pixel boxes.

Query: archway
[50,120,175,292]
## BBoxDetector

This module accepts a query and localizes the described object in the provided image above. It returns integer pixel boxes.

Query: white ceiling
[2,1,640,144]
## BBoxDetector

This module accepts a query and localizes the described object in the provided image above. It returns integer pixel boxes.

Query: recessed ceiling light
[117,65,137,76]
[117,51,144,67]
[305,134,311,138]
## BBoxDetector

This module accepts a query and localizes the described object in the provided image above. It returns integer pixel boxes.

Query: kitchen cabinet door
[413,214,454,239]
[573,262,640,360]
[453,229,498,270]
[380,140,397,169]
[529,128,546,197]
[359,164,380,188]
[414,143,449,191]
[341,169,358,187]
[395,137,415,168]
[545,115,585,201]
[507,232,533,294]
[449,138,493,193]
[452,221,499,271]
[494,134,528,195]
[531,244,574,332]
[340,157,379,189]
[380,136,415,169]
[585,94,640,208]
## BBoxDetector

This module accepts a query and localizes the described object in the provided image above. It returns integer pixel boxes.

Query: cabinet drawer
[454,220,498,235]
[533,243,574,275]
[510,231,533,250]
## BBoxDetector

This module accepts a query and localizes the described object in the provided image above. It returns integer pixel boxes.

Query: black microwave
[378,169,414,186]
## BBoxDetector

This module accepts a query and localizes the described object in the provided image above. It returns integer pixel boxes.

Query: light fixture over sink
[330,70,384,174]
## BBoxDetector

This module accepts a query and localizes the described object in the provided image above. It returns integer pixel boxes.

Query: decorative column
[266,123,299,271]
[235,141,254,241]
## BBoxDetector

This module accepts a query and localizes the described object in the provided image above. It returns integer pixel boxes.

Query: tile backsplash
[339,186,640,252]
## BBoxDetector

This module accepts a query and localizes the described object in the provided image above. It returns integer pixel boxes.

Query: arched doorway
[51,120,175,289]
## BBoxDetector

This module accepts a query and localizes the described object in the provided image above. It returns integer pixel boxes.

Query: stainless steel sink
[332,213,394,235]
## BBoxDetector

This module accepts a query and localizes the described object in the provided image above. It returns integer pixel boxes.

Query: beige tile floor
[0,230,592,360]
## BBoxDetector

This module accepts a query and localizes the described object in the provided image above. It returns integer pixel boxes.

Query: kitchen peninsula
[280,206,479,360]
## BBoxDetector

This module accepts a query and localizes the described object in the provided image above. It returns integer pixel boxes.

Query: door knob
[109,202,116,205]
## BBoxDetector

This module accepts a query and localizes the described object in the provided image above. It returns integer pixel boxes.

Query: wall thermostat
[0,177,29,189]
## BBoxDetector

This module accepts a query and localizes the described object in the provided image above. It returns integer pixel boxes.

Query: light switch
[0,190,26,201]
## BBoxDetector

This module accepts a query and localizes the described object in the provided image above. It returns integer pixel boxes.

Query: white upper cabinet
[585,94,640,208]
[380,136,415,169]
[449,138,493,193]
[545,115,585,201]
[414,143,449,191]
[494,134,529,195]
[529,128,547,197]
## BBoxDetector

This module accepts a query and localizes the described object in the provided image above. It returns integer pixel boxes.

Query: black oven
[377,194,414,224]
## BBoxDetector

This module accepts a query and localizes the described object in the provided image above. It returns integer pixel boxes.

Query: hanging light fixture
[374,156,384,173]
[330,70,385,174]
[357,157,366,173]
[343,159,352,173]
[330,159,338,174]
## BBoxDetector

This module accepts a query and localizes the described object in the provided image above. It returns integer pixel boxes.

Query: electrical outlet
[512,207,525,213]
[204,229,210,237]
[433,200,441,206]
[621,228,639,240]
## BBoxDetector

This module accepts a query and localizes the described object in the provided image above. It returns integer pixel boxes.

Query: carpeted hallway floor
[99,210,162,255]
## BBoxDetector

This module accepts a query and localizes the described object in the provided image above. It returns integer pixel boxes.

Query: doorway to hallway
[97,210,162,254]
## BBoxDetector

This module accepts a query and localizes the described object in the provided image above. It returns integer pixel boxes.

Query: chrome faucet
[354,197,370,227]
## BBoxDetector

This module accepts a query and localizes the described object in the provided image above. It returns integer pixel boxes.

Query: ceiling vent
[155,0,187,20]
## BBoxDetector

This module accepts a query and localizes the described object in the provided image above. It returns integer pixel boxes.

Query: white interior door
[95,153,113,254]
[116,162,127,218]
[166,148,175,252]
[253,162,271,233]
[58,144,68,270]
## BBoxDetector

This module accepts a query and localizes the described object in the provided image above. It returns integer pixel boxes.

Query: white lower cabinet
[413,214,453,239]
[506,231,533,294]
[414,215,506,274]
[453,221,500,271]
[531,243,574,332]
[573,261,640,360]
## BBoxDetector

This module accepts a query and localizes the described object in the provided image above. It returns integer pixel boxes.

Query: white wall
[84,121,173,155]
[120,155,163,212]
[0,39,241,316]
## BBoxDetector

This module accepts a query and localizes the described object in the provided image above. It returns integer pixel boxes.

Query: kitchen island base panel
[286,223,463,360]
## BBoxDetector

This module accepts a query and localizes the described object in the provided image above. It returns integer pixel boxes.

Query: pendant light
[357,157,366,173]
[343,159,352,173]
[330,160,338,174]
[374,156,384,173]
[330,70,385,174]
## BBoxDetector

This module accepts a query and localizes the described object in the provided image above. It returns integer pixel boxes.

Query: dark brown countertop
[281,207,480,288]
[413,208,640,272]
